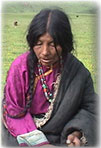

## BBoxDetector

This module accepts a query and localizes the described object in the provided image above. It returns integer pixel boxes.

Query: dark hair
[26,8,74,110]
[27,8,74,57]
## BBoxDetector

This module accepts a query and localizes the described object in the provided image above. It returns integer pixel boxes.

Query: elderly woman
[2,8,97,147]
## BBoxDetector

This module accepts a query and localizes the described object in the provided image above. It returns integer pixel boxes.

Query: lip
[41,59,51,63]
[40,59,52,65]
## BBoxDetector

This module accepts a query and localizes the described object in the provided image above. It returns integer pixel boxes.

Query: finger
[66,139,71,145]
[67,134,75,143]
[73,137,81,146]
[66,134,75,146]
[67,143,74,147]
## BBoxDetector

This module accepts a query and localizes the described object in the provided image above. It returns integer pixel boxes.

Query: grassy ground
[1,12,98,96]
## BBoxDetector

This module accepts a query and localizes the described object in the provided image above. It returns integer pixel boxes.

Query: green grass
[70,13,97,90]
[1,11,98,96]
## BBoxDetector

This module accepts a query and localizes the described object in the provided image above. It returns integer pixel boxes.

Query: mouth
[40,58,52,65]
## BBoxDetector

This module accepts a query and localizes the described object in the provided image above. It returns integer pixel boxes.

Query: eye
[49,42,55,47]
[35,41,42,46]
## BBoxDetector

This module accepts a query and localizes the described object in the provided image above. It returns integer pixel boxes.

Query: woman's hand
[66,131,82,146]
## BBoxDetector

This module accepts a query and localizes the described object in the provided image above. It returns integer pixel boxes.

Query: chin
[41,62,51,67]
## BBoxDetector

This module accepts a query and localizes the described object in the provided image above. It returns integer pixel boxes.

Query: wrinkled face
[33,33,62,66]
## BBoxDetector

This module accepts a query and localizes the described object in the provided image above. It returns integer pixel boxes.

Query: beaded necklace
[38,56,63,103]
[38,62,53,103]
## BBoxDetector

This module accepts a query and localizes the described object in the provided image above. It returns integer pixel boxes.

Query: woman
[2,8,97,147]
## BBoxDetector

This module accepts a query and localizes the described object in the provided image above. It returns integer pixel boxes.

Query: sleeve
[3,60,49,146]
[4,61,37,137]
[60,73,98,146]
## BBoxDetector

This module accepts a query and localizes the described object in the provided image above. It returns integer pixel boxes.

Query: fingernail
[66,139,71,144]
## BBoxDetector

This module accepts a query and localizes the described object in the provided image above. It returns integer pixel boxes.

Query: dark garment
[2,53,97,146]
[41,53,97,146]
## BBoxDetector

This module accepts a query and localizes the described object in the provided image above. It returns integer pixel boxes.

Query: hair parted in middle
[26,8,74,109]
[27,8,74,59]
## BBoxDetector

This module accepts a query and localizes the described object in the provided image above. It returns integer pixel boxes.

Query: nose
[42,44,49,56]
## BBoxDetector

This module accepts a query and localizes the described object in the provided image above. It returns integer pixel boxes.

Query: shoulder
[64,53,91,79]
[10,51,30,70]
[72,54,91,76]
[7,51,30,77]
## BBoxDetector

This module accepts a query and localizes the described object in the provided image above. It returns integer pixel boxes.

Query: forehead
[38,33,53,42]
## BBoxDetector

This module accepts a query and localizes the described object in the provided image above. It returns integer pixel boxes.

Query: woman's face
[33,33,62,67]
